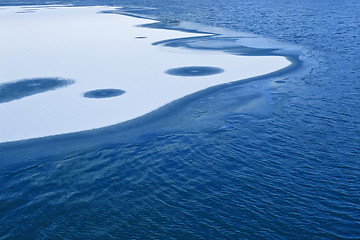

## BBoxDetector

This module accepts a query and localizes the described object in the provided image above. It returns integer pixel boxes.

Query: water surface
[0,0,359,239]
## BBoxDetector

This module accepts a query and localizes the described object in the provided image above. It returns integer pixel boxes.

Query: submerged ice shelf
[0,6,292,143]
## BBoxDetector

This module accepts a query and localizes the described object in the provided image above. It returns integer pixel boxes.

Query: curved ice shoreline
[0,6,295,143]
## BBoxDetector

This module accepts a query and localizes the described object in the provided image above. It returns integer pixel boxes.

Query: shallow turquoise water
[0,0,359,239]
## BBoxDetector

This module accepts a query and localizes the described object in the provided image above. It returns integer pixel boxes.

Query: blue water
[1,0,360,239]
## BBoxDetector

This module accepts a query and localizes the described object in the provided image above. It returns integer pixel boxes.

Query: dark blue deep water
[1,0,359,239]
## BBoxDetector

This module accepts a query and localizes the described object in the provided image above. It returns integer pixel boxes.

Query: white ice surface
[0,6,291,143]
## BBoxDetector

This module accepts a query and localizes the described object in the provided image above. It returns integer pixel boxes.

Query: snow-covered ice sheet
[0,6,291,143]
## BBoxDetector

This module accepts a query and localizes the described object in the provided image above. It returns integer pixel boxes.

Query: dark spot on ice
[165,66,224,77]
[135,36,147,39]
[83,89,125,99]
[0,77,74,104]
[16,10,36,14]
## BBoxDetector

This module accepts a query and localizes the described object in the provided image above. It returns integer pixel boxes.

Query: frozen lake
[1,1,359,239]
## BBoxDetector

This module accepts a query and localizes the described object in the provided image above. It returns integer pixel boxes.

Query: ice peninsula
[0,6,291,143]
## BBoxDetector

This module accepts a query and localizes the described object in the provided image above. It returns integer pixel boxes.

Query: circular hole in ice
[165,66,224,77]
[83,89,125,99]
[0,77,74,104]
